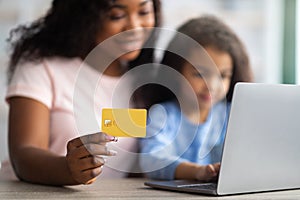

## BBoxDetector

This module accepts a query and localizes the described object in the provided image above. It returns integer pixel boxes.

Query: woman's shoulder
[43,56,82,70]
[8,56,83,103]
[13,56,82,74]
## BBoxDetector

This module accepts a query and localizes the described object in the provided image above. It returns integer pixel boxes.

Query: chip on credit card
[101,108,147,137]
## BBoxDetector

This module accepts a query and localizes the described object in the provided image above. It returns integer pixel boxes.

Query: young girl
[139,15,253,181]
[1,0,161,185]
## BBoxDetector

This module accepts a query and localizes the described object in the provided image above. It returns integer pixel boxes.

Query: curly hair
[7,0,162,81]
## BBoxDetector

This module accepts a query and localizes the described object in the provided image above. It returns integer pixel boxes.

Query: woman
[2,0,161,185]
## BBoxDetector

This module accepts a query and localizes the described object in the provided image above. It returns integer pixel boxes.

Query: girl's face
[97,0,155,62]
[181,46,233,111]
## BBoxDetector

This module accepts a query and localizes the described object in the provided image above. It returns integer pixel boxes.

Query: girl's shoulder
[213,101,231,112]
[148,101,181,123]
[210,101,231,124]
[149,100,179,115]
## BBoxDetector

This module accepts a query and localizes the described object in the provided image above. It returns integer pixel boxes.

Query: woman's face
[97,0,155,62]
[181,46,233,111]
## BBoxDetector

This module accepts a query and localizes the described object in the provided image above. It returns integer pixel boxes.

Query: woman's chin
[119,50,142,62]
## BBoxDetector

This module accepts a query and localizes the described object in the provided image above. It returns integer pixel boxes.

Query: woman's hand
[195,162,220,182]
[66,132,118,184]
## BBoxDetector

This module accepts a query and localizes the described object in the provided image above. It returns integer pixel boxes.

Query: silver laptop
[144,83,300,196]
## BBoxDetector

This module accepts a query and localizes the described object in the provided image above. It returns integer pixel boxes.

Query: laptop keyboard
[177,183,217,190]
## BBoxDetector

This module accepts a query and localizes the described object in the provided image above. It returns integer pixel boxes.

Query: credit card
[101,108,147,137]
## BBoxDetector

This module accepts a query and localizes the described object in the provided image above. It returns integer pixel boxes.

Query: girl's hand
[195,162,220,182]
[66,132,118,184]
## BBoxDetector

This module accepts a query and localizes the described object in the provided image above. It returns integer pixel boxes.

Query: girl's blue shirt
[139,100,231,180]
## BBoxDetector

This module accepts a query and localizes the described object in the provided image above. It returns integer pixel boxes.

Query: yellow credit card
[101,108,147,137]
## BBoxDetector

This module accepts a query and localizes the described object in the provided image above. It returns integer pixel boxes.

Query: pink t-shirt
[1,57,139,180]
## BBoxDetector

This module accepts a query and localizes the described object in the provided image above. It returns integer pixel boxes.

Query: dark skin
[175,162,220,181]
[8,97,117,185]
[7,0,157,186]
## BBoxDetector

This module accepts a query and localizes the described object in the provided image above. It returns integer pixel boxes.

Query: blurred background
[0,0,297,162]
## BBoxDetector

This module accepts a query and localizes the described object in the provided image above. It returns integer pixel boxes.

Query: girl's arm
[8,97,116,186]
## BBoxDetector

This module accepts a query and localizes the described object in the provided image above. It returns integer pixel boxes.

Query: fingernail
[105,135,118,142]
[108,150,118,156]
[98,157,107,165]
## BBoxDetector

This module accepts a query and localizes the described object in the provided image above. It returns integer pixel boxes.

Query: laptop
[144,83,300,196]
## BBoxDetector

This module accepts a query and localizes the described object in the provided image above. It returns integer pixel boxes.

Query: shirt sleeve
[139,103,188,180]
[6,61,53,108]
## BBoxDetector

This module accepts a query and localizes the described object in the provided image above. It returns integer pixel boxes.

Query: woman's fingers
[66,154,107,184]
[76,156,106,171]
[66,132,118,184]
[81,167,103,183]
[84,177,97,185]
[67,132,118,151]
[69,164,104,184]
[67,143,117,159]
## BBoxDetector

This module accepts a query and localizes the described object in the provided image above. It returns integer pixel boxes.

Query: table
[0,178,300,199]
